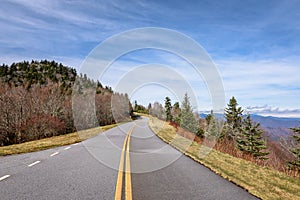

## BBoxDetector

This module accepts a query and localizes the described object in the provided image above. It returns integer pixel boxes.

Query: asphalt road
[0,117,259,200]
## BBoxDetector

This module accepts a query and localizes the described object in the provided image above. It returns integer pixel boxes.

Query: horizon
[199,111,300,119]
[1,0,300,118]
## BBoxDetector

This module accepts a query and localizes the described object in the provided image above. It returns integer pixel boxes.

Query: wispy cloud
[215,58,300,109]
[1,0,300,116]
[245,105,300,118]
[0,0,153,64]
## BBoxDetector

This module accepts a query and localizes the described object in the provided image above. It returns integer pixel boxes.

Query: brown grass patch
[0,124,118,156]
[149,116,300,200]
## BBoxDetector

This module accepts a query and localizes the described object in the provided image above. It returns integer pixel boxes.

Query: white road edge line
[50,152,59,157]
[0,175,10,181]
[64,146,71,150]
[72,143,79,146]
[28,161,41,167]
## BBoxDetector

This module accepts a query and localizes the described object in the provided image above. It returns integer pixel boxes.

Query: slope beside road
[0,118,258,200]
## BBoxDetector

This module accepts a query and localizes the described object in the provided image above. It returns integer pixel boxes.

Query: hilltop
[0,60,76,89]
[0,60,132,146]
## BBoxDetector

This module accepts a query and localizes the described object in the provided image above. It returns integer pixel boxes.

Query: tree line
[0,60,132,146]
[137,94,300,171]
[0,60,76,92]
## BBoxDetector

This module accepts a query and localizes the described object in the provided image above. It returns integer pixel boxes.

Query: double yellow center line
[114,125,135,200]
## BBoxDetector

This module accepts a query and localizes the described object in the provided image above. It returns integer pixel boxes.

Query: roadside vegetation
[137,94,300,177]
[134,93,300,199]
[0,123,118,156]
[288,127,300,170]
[149,116,300,200]
[2,60,300,199]
[0,60,133,147]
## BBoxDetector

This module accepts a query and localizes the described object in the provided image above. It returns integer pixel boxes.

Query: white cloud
[215,58,300,109]
[245,105,300,118]
[1,0,300,118]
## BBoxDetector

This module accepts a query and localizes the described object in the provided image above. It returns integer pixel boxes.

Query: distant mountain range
[250,114,300,129]
[200,113,300,140]
[250,115,300,140]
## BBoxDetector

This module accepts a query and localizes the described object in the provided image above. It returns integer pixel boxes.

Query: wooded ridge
[0,60,132,146]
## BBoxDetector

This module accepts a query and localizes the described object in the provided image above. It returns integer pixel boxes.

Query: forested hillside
[0,60,76,91]
[0,60,132,146]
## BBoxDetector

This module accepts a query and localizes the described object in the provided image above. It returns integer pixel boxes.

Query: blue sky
[1,0,300,117]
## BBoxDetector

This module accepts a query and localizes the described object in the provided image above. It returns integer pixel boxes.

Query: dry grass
[0,124,118,156]
[149,117,300,200]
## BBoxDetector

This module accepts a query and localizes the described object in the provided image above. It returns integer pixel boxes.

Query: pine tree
[221,122,238,140]
[147,103,152,113]
[180,93,199,134]
[164,97,172,121]
[133,100,138,112]
[205,111,220,139]
[225,96,243,129]
[237,115,269,159]
[288,127,300,170]
[205,110,214,126]
[171,102,181,125]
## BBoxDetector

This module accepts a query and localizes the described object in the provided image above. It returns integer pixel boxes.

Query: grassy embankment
[148,116,300,200]
[0,124,118,156]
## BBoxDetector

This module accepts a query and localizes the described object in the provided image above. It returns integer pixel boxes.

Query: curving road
[0,117,258,200]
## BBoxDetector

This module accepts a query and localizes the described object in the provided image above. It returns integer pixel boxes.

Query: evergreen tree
[133,100,138,112]
[171,102,181,124]
[205,111,220,139]
[288,127,300,170]
[147,103,152,113]
[164,97,172,121]
[180,93,199,134]
[133,101,147,114]
[221,122,238,140]
[225,96,243,129]
[0,60,77,91]
[205,110,214,126]
[237,115,269,159]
